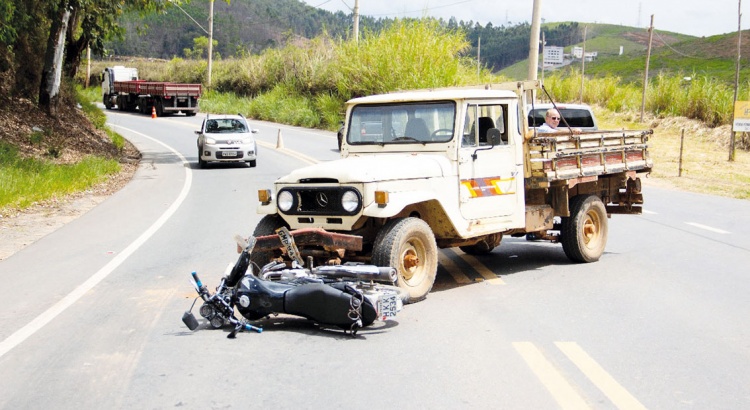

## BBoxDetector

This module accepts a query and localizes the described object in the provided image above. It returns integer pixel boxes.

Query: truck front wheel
[372,218,438,303]
[250,215,289,273]
[560,195,608,263]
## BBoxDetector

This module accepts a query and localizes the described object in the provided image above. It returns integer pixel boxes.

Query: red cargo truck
[101,66,202,117]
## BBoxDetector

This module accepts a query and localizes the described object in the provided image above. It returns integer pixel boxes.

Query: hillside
[107,0,582,74]
[585,30,750,84]
[499,23,696,81]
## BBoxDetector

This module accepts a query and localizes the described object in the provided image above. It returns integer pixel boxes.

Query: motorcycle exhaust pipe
[312,265,397,283]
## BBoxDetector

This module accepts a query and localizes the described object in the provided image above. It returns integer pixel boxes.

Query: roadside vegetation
[0,85,124,214]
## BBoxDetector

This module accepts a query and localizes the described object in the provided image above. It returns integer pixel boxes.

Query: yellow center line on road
[555,342,647,410]
[256,140,319,165]
[446,248,505,284]
[437,251,473,284]
[513,342,591,410]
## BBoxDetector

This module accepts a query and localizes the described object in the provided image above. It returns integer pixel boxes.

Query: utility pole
[540,31,545,89]
[528,0,542,81]
[353,0,360,43]
[477,36,481,79]
[207,0,214,88]
[640,15,654,123]
[730,0,742,162]
[580,26,587,103]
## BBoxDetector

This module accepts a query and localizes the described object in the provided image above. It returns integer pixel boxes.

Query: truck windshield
[347,101,456,145]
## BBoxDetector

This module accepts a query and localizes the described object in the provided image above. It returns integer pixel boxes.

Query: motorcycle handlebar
[191,271,203,288]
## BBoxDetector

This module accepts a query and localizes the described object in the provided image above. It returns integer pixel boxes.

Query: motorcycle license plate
[378,293,399,320]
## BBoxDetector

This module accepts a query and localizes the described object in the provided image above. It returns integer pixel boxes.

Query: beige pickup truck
[254,81,653,302]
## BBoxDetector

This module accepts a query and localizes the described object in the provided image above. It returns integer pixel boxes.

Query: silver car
[196,114,258,168]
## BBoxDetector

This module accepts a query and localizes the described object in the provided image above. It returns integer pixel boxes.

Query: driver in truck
[538,108,581,134]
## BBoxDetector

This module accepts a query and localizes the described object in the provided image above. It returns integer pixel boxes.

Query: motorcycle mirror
[182,311,200,331]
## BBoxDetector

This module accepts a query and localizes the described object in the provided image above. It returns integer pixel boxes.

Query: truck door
[458,102,525,223]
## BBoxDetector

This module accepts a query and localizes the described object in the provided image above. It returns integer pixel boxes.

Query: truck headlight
[341,189,360,213]
[277,190,294,212]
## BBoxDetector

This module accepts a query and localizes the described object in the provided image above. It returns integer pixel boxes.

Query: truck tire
[560,195,608,263]
[103,95,112,110]
[250,215,289,274]
[372,217,437,303]
[155,100,164,117]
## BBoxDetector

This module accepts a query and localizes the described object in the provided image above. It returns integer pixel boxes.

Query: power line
[364,0,476,18]
[652,31,706,58]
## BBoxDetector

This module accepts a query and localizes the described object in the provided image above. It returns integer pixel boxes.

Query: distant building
[571,46,597,62]
[543,46,564,65]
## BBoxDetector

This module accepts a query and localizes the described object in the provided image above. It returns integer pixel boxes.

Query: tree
[34,0,166,115]
[184,35,219,59]
[39,1,72,117]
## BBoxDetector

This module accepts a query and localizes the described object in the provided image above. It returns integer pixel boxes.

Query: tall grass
[543,69,743,128]
[0,142,120,210]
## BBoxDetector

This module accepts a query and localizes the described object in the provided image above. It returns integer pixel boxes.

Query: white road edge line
[0,125,191,359]
[685,222,730,234]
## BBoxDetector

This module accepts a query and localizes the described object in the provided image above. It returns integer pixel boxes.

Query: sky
[301,0,747,38]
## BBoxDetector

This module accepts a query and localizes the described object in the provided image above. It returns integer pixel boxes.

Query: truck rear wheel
[372,217,437,303]
[250,215,289,274]
[155,100,164,117]
[560,195,608,263]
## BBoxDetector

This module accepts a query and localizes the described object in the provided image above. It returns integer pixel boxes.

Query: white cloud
[303,0,747,37]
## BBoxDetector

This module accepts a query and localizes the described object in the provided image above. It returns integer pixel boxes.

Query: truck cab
[101,66,138,109]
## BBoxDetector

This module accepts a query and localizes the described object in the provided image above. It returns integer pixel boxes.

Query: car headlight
[205,137,216,145]
[341,190,360,213]
[277,190,294,212]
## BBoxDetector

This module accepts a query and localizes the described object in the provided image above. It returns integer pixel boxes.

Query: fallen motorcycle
[182,231,403,338]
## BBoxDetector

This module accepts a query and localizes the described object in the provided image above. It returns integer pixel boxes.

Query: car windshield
[205,118,248,133]
[528,108,595,128]
[347,101,456,145]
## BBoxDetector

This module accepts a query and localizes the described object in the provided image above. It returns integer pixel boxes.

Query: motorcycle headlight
[277,190,294,212]
[341,189,360,213]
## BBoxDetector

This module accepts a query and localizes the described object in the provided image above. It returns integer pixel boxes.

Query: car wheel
[197,147,206,168]
[248,159,257,168]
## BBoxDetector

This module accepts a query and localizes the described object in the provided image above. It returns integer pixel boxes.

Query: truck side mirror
[487,128,503,146]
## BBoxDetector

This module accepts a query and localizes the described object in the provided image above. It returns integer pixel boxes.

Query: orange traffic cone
[151,106,157,119]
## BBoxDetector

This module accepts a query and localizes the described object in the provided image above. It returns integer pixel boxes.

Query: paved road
[1,111,749,409]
